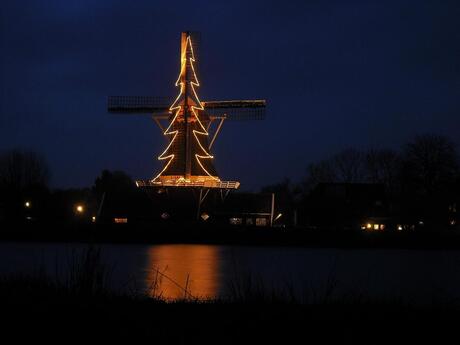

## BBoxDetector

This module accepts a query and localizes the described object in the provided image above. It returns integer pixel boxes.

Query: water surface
[1,242,459,303]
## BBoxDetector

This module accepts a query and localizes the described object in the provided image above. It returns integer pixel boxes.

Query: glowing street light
[24,201,31,208]
[75,204,84,214]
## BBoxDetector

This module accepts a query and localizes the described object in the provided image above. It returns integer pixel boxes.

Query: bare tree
[0,149,50,191]
[303,149,367,191]
[365,149,401,189]
[402,134,458,197]
[303,159,337,191]
[331,149,366,183]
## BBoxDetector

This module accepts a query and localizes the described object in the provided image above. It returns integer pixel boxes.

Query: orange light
[76,204,84,213]
[187,36,218,180]
[153,35,218,182]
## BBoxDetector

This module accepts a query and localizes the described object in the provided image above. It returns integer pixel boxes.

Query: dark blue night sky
[1,0,459,191]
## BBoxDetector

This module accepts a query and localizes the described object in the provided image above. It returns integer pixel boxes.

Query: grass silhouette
[0,245,458,343]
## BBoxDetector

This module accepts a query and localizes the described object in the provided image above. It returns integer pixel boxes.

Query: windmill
[108,32,266,219]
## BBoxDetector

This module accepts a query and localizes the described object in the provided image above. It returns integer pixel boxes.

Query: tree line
[1,133,459,228]
[261,134,460,228]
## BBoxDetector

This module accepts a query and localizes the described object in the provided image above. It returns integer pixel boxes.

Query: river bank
[1,268,458,344]
[2,222,460,250]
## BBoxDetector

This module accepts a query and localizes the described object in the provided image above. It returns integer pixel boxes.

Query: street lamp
[75,204,84,214]
[25,201,31,208]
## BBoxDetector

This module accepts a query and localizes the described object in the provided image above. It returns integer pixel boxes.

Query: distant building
[96,189,274,226]
[304,183,391,230]
[214,192,274,227]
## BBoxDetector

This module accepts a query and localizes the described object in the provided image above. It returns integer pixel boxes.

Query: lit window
[114,218,128,224]
[256,218,267,227]
[229,217,242,225]
[373,224,379,230]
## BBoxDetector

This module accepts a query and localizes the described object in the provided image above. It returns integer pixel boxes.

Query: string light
[153,34,219,182]
[186,36,219,180]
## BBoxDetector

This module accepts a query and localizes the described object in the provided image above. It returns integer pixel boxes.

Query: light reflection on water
[1,242,460,304]
[144,244,221,299]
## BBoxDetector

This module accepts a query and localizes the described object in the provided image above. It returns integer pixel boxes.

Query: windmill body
[108,31,266,194]
[156,33,218,184]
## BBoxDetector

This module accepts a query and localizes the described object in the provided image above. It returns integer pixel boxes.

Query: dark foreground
[2,280,459,344]
[1,246,460,344]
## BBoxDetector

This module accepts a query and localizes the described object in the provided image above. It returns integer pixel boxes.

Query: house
[304,183,391,230]
[213,192,274,227]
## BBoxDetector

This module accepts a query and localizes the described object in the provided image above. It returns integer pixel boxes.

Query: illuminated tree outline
[153,35,218,182]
